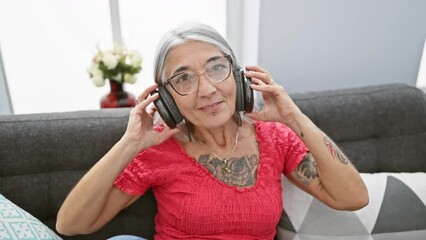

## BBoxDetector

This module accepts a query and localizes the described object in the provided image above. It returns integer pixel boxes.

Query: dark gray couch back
[1,83,425,239]
[0,109,156,239]
[291,84,426,173]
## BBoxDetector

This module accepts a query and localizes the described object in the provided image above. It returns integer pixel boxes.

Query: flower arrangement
[87,43,142,87]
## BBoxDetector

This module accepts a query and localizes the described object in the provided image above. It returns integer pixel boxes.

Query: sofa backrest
[1,83,425,239]
[0,108,155,239]
[291,83,426,172]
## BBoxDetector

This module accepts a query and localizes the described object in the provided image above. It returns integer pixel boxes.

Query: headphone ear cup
[153,86,184,128]
[234,69,254,112]
[153,92,176,129]
[243,76,254,113]
[234,69,245,112]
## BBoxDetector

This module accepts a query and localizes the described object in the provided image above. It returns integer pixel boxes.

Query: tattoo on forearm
[295,153,319,185]
[323,134,349,164]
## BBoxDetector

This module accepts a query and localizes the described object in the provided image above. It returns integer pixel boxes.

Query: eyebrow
[170,55,225,77]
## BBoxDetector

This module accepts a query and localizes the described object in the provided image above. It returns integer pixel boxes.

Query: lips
[198,101,223,113]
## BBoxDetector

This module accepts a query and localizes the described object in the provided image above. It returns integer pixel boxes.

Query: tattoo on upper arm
[323,134,349,165]
[295,153,319,185]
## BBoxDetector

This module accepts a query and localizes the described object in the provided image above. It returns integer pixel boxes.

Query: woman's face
[164,41,237,128]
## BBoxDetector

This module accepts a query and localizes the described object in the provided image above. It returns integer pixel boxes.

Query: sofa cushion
[277,172,426,239]
[0,193,61,240]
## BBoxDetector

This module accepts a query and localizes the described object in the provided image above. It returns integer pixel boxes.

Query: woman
[56,23,368,239]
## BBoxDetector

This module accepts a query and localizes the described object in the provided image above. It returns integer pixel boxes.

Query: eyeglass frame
[163,55,233,96]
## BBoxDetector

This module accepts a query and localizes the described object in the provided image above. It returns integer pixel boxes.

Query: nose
[196,71,216,97]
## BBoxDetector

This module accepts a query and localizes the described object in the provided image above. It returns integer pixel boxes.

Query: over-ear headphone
[153,68,253,128]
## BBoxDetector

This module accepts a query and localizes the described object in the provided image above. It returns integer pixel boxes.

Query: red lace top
[114,121,308,240]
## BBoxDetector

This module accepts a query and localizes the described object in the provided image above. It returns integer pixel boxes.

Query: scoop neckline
[170,122,264,192]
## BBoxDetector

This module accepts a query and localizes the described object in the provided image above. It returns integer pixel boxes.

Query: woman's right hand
[121,84,180,152]
[57,83,180,236]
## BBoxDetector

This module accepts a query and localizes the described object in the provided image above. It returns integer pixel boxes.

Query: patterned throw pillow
[0,194,62,240]
[277,172,426,240]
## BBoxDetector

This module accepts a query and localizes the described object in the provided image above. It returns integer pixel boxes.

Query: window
[0,0,226,114]
[417,38,426,91]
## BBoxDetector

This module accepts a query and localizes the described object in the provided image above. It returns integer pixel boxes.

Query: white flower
[88,44,142,87]
[111,73,122,82]
[86,62,99,75]
[102,51,119,70]
[113,43,124,55]
[93,51,102,62]
[124,73,137,84]
[127,50,143,68]
[91,70,105,87]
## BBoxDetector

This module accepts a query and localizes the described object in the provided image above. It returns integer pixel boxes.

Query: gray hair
[152,23,247,141]
[153,22,239,85]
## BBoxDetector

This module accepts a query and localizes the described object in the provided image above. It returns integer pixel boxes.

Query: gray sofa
[1,83,425,239]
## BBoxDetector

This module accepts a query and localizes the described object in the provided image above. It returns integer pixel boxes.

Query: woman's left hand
[243,65,302,126]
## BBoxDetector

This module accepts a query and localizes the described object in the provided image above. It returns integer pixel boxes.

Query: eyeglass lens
[169,57,231,95]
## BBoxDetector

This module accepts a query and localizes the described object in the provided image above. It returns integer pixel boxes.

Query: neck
[196,124,240,162]
[194,121,240,147]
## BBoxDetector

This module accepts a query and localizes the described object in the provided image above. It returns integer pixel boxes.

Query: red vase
[100,80,136,108]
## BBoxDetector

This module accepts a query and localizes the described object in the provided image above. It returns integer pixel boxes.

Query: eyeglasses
[165,55,232,96]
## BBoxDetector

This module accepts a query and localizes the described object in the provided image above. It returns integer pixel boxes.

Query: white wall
[257,0,426,93]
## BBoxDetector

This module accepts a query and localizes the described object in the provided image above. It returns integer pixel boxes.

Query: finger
[132,93,159,117]
[251,78,266,86]
[245,66,275,85]
[138,92,159,110]
[263,73,274,85]
[245,65,269,74]
[244,71,273,85]
[249,78,276,92]
[158,128,180,141]
[137,84,159,102]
